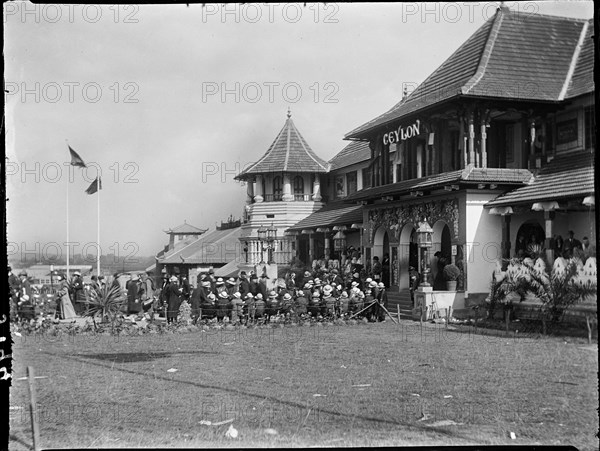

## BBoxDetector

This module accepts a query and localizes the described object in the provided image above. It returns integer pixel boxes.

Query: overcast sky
[5,1,594,260]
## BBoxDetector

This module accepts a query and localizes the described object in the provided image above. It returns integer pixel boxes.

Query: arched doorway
[515,221,545,258]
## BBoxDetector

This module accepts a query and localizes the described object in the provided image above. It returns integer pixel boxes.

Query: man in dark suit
[126,273,141,315]
[563,230,582,258]
[238,271,250,298]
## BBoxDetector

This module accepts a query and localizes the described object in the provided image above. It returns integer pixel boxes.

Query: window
[585,106,595,150]
[293,175,304,200]
[396,164,402,182]
[362,167,372,189]
[346,171,357,195]
[272,176,282,201]
[293,176,304,194]
[335,175,345,199]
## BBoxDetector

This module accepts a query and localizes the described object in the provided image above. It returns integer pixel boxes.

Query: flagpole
[66,150,70,280]
[97,176,101,277]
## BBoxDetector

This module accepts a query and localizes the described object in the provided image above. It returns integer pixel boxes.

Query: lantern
[417,219,433,287]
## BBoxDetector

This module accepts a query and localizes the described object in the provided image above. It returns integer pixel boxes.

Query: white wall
[465,192,504,296]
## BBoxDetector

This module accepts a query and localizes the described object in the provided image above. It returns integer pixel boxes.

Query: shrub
[443,264,461,281]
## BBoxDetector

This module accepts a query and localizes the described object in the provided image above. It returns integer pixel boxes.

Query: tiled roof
[159,227,242,264]
[486,153,595,207]
[328,141,371,171]
[165,222,208,235]
[236,113,328,180]
[343,167,533,202]
[345,8,592,139]
[287,202,363,231]
[566,20,594,99]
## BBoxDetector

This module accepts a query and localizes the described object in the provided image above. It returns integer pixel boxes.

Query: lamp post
[266,223,277,264]
[416,219,433,287]
[333,230,346,263]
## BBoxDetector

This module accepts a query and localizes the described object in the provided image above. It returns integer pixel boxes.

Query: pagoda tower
[235,109,329,277]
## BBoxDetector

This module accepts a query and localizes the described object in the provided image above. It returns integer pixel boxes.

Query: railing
[263,194,283,202]
[260,193,313,202]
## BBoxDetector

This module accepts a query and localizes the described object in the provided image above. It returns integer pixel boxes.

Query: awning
[287,202,363,232]
[343,166,532,203]
[486,153,594,208]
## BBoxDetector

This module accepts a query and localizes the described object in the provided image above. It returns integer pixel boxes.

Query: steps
[386,289,414,320]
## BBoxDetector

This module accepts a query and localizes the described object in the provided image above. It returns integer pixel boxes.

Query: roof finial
[287,107,291,119]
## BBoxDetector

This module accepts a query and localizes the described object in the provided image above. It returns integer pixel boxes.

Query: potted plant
[443,264,461,291]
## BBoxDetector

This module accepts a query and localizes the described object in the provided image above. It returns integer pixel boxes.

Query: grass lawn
[9,320,599,449]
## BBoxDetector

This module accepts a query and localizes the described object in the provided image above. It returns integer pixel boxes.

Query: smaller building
[152,218,243,287]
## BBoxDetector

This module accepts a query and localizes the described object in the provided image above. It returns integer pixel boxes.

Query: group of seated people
[155,266,390,325]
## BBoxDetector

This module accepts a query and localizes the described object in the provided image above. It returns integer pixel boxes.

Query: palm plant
[492,257,596,332]
[82,284,125,330]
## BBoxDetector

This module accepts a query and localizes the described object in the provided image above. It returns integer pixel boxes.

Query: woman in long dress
[56,274,76,319]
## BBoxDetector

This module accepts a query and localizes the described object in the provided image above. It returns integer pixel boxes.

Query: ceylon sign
[382,119,421,145]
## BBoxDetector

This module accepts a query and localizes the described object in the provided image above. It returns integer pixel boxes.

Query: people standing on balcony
[553,234,564,258]
[581,236,595,258]
[515,235,527,258]
[563,230,582,258]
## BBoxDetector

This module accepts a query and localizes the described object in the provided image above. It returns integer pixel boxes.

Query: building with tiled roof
[235,109,331,276]
[285,5,594,318]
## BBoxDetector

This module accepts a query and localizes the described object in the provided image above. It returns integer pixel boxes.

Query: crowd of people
[8,266,100,322]
[153,260,392,325]
[515,230,595,260]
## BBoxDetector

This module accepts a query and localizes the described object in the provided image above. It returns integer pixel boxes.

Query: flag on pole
[69,146,87,168]
[85,177,102,195]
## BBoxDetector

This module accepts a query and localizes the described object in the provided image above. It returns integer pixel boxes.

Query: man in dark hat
[70,270,85,314]
[238,271,250,298]
[563,230,582,258]
[126,273,141,315]
[249,273,260,296]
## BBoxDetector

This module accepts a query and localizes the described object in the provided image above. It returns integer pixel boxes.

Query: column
[254,175,264,203]
[501,214,511,268]
[282,174,293,201]
[324,233,330,260]
[544,210,555,263]
[309,233,315,263]
[312,175,322,201]
[246,179,254,205]
[481,121,487,168]
[468,112,475,166]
